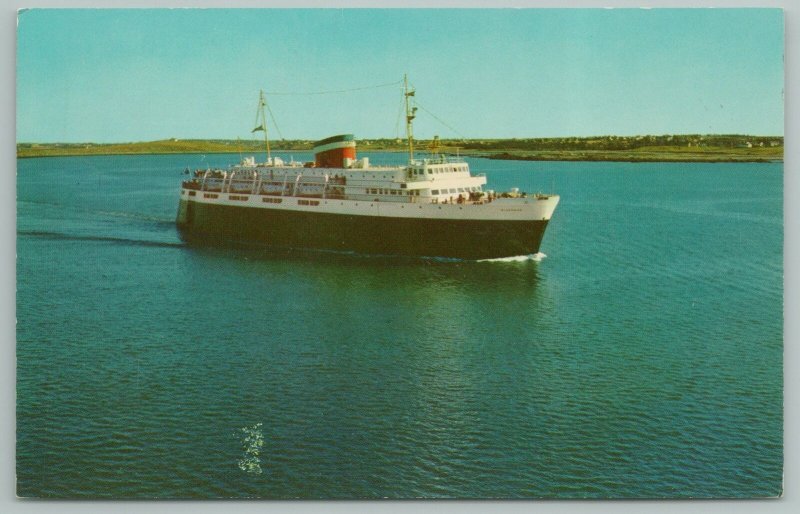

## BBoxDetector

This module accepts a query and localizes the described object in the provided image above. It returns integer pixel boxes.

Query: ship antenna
[252,90,271,163]
[404,74,417,163]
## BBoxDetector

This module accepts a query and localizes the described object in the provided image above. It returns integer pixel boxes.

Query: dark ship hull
[176,199,550,260]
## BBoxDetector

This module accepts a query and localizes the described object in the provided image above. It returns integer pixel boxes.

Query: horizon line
[17,133,786,145]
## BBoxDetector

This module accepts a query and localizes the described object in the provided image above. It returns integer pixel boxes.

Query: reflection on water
[183,243,545,309]
[237,423,264,475]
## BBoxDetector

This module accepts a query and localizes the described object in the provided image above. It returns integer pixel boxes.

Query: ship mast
[404,74,417,163]
[252,90,271,163]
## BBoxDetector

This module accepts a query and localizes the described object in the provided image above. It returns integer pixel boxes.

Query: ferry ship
[176,78,559,259]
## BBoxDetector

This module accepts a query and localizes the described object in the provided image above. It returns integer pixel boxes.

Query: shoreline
[16,149,783,163]
[474,152,782,164]
[17,136,783,163]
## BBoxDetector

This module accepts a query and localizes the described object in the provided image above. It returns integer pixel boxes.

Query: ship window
[204,193,219,199]
[458,188,465,193]
[449,188,457,194]
[188,191,196,196]
[431,189,439,195]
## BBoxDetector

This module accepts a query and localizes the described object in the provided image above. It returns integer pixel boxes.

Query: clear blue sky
[17,8,784,143]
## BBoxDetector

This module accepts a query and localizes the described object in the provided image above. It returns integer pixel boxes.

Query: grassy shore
[17,135,783,162]
[470,146,782,163]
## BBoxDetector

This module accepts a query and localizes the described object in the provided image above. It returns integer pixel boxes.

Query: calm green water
[16,153,783,498]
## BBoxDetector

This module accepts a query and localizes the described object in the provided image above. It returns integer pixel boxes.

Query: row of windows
[204,193,219,199]
[298,199,320,206]
[431,187,479,195]
[262,197,283,204]
[411,165,467,176]
[367,188,420,196]
[188,191,196,196]
[229,195,249,201]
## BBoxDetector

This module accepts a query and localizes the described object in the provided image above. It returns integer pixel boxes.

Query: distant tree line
[18,134,783,156]
[453,135,783,151]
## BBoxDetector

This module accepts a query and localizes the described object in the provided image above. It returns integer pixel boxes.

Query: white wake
[478,252,547,263]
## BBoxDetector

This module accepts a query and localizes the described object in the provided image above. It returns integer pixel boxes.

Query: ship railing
[342,164,400,171]
[411,155,466,166]
[237,178,342,188]
[197,171,352,199]
[240,172,347,186]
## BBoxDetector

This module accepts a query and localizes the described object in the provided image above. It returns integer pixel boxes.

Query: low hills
[17,134,783,162]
